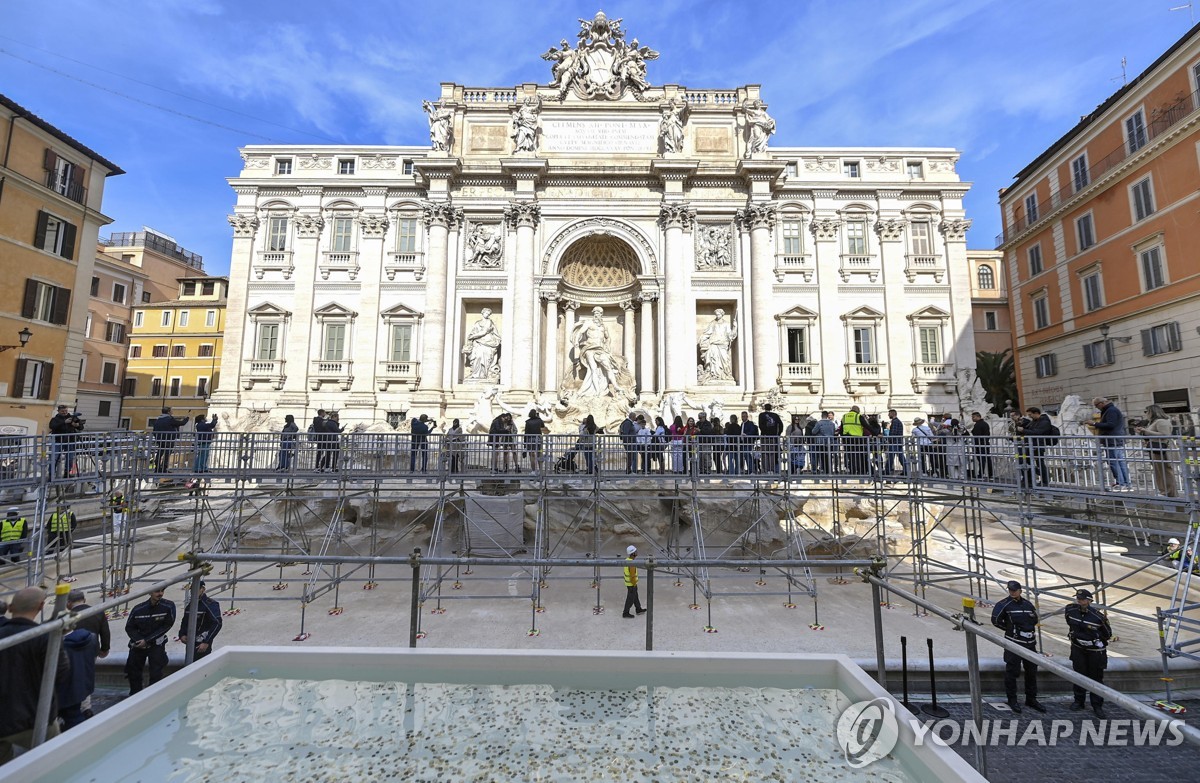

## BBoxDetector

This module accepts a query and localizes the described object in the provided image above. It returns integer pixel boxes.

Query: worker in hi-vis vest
[622,545,646,618]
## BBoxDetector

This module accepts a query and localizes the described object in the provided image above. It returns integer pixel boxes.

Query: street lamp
[0,328,32,353]
[1099,323,1110,339]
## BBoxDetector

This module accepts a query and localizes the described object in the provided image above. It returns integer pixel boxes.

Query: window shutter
[51,287,71,325]
[1082,346,1095,369]
[38,362,54,400]
[1168,321,1182,352]
[1104,339,1114,365]
[59,221,77,260]
[43,148,58,173]
[70,164,84,189]
[12,359,27,399]
[1141,328,1153,356]
[34,212,49,250]
[1048,354,1057,375]
[22,279,38,319]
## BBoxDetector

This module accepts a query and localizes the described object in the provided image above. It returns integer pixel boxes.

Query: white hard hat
[1168,538,1181,546]
[626,545,637,555]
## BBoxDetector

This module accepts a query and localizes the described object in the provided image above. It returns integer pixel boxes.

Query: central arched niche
[558,235,639,291]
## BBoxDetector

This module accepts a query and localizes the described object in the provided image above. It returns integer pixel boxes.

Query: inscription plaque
[541,118,658,153]
[469,124,507,152]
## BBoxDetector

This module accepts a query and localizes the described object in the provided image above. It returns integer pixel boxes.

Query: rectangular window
[1140,246,1166,291]
[402,160,414,175]
[179,310,189,327]
[332,217,354,252]
[1132,178,1155,221]
[196,377,208,397]
[391,324,414,362]
[152,345,168,358]
[1076,214,1095,250]
[129,344,142,358]
[846,220,867,255]
[1083,340,1114,369]
[14,358,53,399]
[1082,271,1103,312]
[34,211,77,259]
[906,161,923,178]
[918,326,941,364]
[101,361,117,385]
[843,160,860,178]
[1142,322,1183,356]
[198,344,215,358]
[910,221,932,255]
[397,218,418,253]
[337,158,355,175]
[1034,354,1057,378]
[1032,294,1050,330]
[852,327,874,364]
[171,345,186,358]
[984,311,998,331]
[169,377,182,397]
[22,279,70,325]
[98,400,112,417]
[205,310,217,327]
[1028,245,1043,276]
[90,276,99,297]
[785,327,808,364]
[134,311,144,328]
[150,377,163,397]
[784,161,797,177]
[256,323,280,361]
[105,321,126,343]
[78,356,86,381]
[1024,193,1039,224]
[1071,153,1089,192]
[84,313,92,338]
[161,311,172,327]
[1126,109,1148,154]
[323,323,347,361]
[267,216,288,252]
[122,378,136,397]
[142,291,151,303]
[182,281,197,296]
[781,220,803,255]
[275,158,293,175]
[112,283,126,304]
[202,281,216,295]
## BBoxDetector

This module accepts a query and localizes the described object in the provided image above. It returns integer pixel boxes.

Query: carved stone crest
[359,155,397,170]
[541,11,659,101]
[297,154,331,170]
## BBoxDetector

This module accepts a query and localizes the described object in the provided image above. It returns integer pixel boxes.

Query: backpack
[307,424,318,442]
[1046,424,1060,443]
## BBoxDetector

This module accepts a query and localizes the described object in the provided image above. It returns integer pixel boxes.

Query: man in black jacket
[124,588,176,694]
[179,582,223,663]
[1021,407,1053,487]
[48,404,84,478]
[0,587,68,761]
[990,580,1045,713]
[618,411,638,473]
[1065,589,1113,717]
[969,412,993,480]
[758,404,784,474]
[151,407,189,473]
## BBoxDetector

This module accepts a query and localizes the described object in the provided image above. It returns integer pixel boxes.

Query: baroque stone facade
[212,12,976,430]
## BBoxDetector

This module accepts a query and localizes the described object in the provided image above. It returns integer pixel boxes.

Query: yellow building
[0,93,123,434]
[124,277,228,430]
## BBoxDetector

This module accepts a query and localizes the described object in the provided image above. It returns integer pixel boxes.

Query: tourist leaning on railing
[1136,404,1179,498]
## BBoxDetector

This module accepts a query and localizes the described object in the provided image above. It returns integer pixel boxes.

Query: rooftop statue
[422,100,454,152]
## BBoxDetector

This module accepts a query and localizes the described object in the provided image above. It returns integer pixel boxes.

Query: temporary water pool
[6,648,983,782]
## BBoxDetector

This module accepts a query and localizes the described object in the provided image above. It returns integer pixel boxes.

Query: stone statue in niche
[462,308,501,382]
[698,309,738,383]
[570,307,626,398]
[510,96,541,153]
[695,224,733,270]
[659,100,685,154]
[743,100,775,157]
[465,224,503,269]
[422,100,454,152]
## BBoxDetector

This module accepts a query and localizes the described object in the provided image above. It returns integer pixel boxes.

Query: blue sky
[1,0,1194,274]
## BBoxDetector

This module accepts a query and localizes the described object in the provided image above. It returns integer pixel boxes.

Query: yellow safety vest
[1,518,26,542]
[842,411,864,436]
[623,558,638,587]
[49,511,75,533]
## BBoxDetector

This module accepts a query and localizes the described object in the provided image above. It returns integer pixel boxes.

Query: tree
[975,349,1018,415]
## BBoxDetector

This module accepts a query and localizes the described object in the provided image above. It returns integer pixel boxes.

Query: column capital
[227,214,259,238]
[421,200,462,228]
[735,202,778,231]
[504,200,541,229]
[294,214,325,238]
[809,217,842,241]
[939,218,972,241]
[562,299,581,312]
[657,202,696,231]
[874,217,907,241]
[619,299,636,311]
[540,290,561,303]
[637,291,659,304]
[358,213,390,238]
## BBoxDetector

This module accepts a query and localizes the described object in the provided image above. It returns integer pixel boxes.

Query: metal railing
[102,232,203,268]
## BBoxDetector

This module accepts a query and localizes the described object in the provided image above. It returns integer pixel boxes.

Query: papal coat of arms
[541,11,659,100]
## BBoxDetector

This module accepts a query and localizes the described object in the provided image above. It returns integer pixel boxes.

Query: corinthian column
[658,203,695,391]
[419,201,459,394]
[738,203,778,393]
[505,200,541,397]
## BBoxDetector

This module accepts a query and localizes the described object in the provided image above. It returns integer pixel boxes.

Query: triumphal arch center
[213,11,977,431]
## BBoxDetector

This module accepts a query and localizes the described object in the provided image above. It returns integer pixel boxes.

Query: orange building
[0,93,122,435]
[998,22,1200,420]
[968,249,1011,356]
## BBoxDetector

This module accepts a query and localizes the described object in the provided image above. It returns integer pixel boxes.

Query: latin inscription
[541,119,658,154]
[469,125,508,152]
[695,127,732,154]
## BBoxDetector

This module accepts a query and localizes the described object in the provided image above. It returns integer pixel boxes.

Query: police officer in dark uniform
[990,580,1045,713]
[1065,588,1112,717]
[124,588,176,694]
[178,582,223,662]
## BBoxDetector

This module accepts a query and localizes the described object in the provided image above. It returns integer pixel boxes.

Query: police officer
[621,545,646,619]
[1065,588,1112,717]
[45,504,76,553]
[0,507,28,564]
[178,582,222,662]
[124,588,176,694]
[990,580,1045,713]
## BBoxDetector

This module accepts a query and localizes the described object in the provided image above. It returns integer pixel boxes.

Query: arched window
[977,264,995,290]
